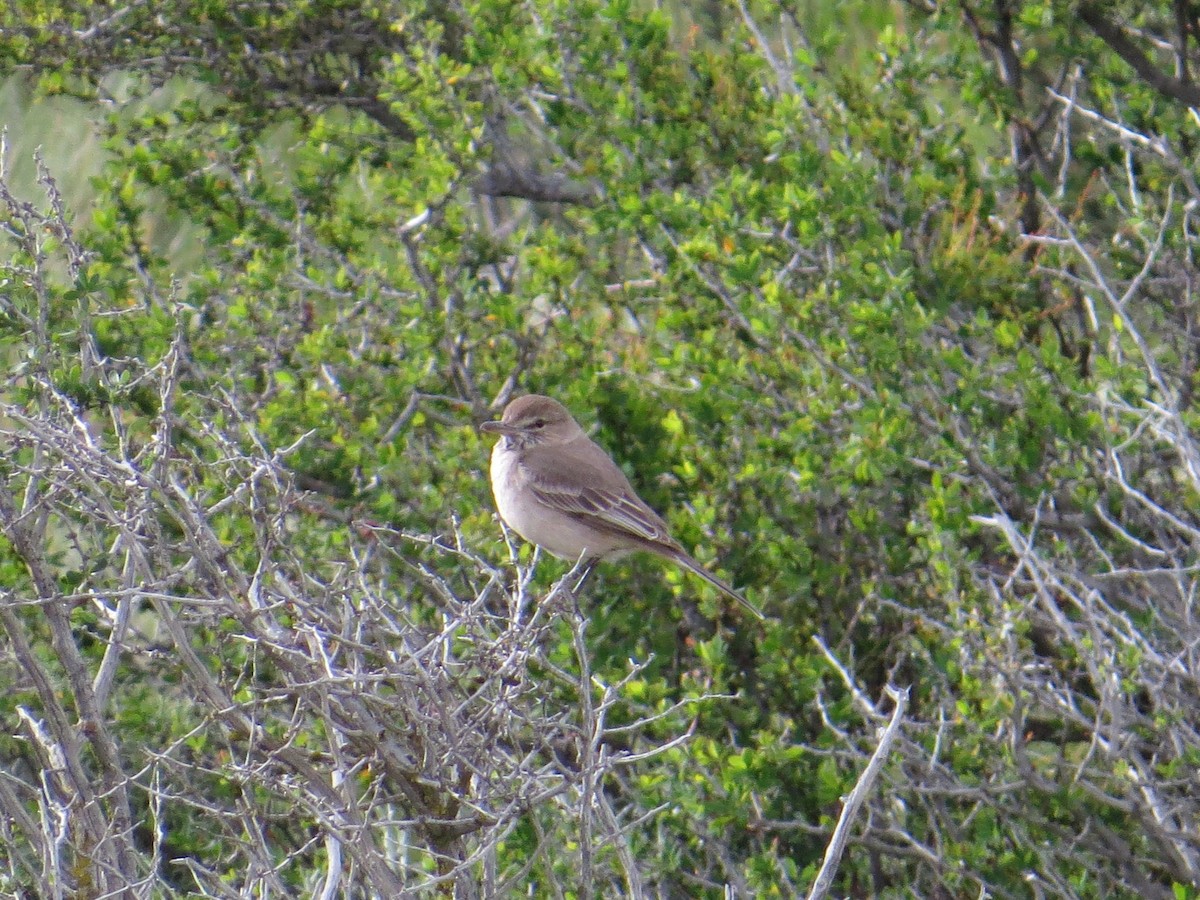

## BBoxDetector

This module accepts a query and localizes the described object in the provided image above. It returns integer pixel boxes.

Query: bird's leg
[571,555,600,596]
[545,554,599,619]
[553,554,599,621]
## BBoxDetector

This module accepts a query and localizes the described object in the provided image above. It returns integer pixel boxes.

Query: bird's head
[480,394,584,449]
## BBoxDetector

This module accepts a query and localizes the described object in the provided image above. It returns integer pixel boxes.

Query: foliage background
[0,0,1198,896]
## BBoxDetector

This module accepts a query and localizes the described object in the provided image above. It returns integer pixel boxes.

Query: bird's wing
[522,438,676,546]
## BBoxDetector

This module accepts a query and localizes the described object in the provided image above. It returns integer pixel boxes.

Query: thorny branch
[0,155,714,898]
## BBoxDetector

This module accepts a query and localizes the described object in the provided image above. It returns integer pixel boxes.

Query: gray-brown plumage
[480,394,764,620]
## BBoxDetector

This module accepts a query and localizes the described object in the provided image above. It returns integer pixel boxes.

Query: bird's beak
[479,419,514,435]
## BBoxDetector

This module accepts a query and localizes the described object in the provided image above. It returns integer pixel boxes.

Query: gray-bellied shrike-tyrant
[480,394,764,620]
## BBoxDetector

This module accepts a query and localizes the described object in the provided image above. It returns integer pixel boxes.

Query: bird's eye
[532,419,546,429]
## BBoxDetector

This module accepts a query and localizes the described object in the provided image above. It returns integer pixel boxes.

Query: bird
[479,394,764,620]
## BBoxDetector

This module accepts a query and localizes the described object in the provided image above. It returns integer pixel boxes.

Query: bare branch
[806,687,909,900]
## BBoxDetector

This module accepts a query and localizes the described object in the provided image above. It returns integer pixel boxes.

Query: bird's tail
[670,551,766,621]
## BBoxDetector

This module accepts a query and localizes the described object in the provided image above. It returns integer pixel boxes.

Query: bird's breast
[489,444,624,560]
